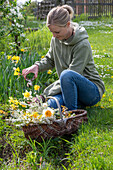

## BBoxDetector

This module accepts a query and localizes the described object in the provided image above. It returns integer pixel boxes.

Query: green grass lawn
[0,17,113,169]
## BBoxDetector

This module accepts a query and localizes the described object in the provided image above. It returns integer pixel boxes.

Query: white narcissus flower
[42,107,55,118]
[42,103,48,108]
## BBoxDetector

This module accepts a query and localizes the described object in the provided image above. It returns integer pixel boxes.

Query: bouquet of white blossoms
[8,89,59,126]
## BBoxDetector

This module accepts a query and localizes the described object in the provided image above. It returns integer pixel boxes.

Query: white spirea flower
[18,13,23,19]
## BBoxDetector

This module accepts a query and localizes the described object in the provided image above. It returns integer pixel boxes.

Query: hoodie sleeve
[34,38,55,72]
[69,40,92,75]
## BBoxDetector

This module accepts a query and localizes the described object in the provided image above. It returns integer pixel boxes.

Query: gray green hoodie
[35,22,105,98]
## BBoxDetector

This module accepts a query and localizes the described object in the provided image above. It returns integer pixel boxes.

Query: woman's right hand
[22,65,39,80]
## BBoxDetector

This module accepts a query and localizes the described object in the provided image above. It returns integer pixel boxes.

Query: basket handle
[46,96,63,121]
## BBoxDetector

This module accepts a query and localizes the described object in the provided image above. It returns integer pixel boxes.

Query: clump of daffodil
[47,69,52,74]
[11,55,20,64]
[34,85,40,91]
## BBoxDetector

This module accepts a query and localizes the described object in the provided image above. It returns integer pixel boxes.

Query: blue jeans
[47,70,100,110]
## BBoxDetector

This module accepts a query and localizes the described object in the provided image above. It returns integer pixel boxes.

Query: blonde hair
[46,5,74,27]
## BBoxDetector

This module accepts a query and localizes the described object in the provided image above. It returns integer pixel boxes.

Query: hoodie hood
[61,22,89,46]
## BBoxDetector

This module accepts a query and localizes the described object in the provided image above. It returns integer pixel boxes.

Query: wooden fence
[35,0,113,20]
[75,0,113,18]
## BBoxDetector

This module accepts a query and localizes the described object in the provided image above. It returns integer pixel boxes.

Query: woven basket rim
[22,109,87,127]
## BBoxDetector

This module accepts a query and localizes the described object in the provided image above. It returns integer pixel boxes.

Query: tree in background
[0,0,31,54]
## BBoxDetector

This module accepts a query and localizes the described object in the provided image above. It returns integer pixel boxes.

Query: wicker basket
[22,97,88,142]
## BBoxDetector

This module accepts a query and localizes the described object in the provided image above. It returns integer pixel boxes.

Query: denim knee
[60,70,73,81]
[47,98,58,109]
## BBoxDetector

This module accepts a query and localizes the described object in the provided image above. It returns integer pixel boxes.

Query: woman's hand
[22,65,38,80]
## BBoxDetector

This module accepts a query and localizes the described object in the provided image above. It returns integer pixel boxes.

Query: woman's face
[48,22,71,40]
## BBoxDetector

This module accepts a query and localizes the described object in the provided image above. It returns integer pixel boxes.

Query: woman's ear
[66,21,71,27]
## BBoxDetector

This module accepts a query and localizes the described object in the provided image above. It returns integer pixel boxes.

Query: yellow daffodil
[33,112,38,118]
[14,99,19,105]
[14,67,20,76]
[9,97,14,103]
[11,104,17,110]
[14,70,20,76]
[21,49,25,52]
[0,110,5,114]
[102,94,106,98]
[16,67,20,72]
[0,110,8,116]
[23,90,31,98]
[7,55,12,59]
[47,69,52,74]
[41,56,45,59]
[12,56,20,64]
[34,85,40,91]
[109,99,112,102]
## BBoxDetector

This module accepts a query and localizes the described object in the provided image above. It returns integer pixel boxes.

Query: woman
[22,5,105,110]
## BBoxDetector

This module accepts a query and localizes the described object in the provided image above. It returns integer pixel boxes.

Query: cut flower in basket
[8,90,58,126]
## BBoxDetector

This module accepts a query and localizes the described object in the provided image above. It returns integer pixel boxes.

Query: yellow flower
[109,99,112,102]
[22,104,27,108]
[21,49,25,52]
[11,104,17,110]
[41,56,45,59]
[14,99,19,105]
[9,97,14,103]
[94,104,99,107]
[33,112,38,118]
[14,67,20,76]
[111,76,113,78]
[14,70,20,76]
[102,94,106,98]
[47,69,52,74]
[0,110,8,116]
[12,56,20,64]
[103,49,106,52]
[23,90,31,98]
[7,55,12,59]
[16,67,20,72]
[34,85,40,91]
[0,110,5,114]
[101,106,104,108]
